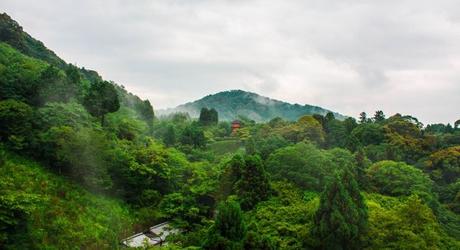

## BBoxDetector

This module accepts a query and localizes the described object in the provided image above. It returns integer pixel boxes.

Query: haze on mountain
[1,0,460,125]
[158,89,345,122]
[1,8,460,250]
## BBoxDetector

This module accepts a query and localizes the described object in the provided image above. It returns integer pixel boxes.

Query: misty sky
[1,0,459,124]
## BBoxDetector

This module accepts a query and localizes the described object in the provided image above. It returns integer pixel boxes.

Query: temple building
[231,120,241,133]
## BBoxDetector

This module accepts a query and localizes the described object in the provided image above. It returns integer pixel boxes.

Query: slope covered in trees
[0,150,134,249]
[158,89,345,122]
[1,13,460,249]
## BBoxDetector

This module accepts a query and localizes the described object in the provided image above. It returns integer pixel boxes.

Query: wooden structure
[231,120,241,133]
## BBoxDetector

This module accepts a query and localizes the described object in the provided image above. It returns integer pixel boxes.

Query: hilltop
[157,90,345,122]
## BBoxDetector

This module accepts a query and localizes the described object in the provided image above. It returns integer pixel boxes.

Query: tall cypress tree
[199,107,218,125]
[236,155,271,210]
[164,125,176,146]
[342,170,368,243]
[203,200,246,250]
[199,107,210,125]
[354,149,369,189]
[313,170,367,249]
[210,108,218,124]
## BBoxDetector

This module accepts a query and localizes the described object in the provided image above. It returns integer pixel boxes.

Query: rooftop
[121,222,179,248]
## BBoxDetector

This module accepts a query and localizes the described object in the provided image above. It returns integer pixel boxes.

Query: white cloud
[1,0,459,124]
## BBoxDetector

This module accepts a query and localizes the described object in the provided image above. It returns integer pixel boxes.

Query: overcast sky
[1,0,459,124]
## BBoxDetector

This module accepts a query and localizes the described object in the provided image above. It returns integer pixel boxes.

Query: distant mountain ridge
[157,90,346,122]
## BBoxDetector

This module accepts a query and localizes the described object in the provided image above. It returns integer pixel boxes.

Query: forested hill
[0,13,153,119]
[2,11,460,250]
[158,89,345,122]
[0,13,159,248]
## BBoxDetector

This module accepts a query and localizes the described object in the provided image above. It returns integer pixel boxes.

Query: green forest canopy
[1,12,460,249]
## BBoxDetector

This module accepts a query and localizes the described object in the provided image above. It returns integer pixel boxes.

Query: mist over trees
[1,12,460,250]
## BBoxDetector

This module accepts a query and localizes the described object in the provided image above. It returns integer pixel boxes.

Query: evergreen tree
[236,155,271,210]
[64,64,82,85]
[83,80,119,126]
[244,137,257,155]
[313,114,326,129]
[210,108,218,124]
[455,119,460,130]
[373,110,385,123]
[313,170,368,249]
[325,112,335,122]
[446,123,454,133]
[343,117,358,134]
[354,148,369,189]
[180,122,206,148]
[164,125,176,146]
[136,100,154,129]
[199,107,218,125]
[199,107,209,124]
[322,112,336,134]
[359,112,368,124]
[342,170,368,241]
[203,200,246,250]
[243,230,276,250]
[218,155,245,200]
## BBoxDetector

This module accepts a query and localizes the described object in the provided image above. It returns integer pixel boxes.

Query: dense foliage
[158,89,345,122]
[1,13,459,249]
[313,170,367,249]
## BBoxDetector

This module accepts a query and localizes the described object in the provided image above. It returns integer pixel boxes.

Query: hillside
[1,11,460,250]
[158,89,346,122]
[0,150,135,249]
[0,14,157,248]
[0,13,153,119]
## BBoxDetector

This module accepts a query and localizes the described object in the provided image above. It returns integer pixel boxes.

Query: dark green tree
[0,99,33,149]
[214,200,246,241]
[325,112,335,122]
[64,64,81,84]
[38,65,80,104]
[342,170,368,240]
[446,123,454,133]
[218,155,245,200]
[350,123,385,146]
[312,114,325,128]
[164,125,176,146]
[373,110,385,123]
[325,120,347,148]
[0,46,42,106]
[136,99,154,129]
[236,155,271,210]
[199,107,218,126]
[180,123,206,148]
[244,137,257,155]
[210,108,218,124]
[322,112,336,134]
[354,148,369,189]
[313,170,368,249]
[455,119,460,130]
[343,117,358,134]
[359,112,368,124]
[199,107,208,124]
[203,200,246,250]
[83,81,119,125]
[243,230,276,250]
